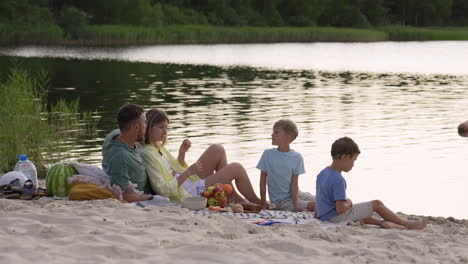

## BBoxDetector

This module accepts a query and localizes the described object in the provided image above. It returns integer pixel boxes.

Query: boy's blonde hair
[274,119,298,141]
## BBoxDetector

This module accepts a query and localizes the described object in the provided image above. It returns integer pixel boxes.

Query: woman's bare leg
[204,162,261,205]
[227,188,247,203]
[195,144,228,179]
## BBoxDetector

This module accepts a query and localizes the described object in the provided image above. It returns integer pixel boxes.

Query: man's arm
[336,198,353,214]
[260,171,268,209]
[122,189,151,203]
[291,174,302,211]
[109,153,150,203]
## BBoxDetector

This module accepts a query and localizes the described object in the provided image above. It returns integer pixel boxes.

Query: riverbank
[1,196,467,264]
[2,24,468,46]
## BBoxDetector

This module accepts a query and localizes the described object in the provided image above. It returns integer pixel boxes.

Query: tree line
[1,0,468,38]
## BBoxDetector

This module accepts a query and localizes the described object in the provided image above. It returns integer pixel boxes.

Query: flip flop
[3,193,21,199]
[20,180,35,200]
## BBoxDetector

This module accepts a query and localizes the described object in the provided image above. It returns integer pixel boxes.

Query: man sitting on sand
[102,103,153,202]
[315,137,427,229]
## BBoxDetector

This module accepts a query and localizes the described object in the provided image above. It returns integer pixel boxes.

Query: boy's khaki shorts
[329,201,373,223]
[275,198,311,211]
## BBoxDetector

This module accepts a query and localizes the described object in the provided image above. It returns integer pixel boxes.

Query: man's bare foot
[380,220,407,229]
[405,219,428,230]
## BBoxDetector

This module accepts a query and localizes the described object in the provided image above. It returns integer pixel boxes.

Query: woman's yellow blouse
[140,144,200,203]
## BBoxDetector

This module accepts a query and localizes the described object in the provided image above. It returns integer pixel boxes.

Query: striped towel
[194,210,318,225]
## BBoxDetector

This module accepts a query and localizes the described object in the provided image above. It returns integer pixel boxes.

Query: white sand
[1,196,467,264]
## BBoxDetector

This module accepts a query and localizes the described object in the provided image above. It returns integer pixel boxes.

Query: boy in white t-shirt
[257,119,315,212]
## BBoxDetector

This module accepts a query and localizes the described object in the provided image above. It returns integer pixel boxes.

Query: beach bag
[68,183,117,201]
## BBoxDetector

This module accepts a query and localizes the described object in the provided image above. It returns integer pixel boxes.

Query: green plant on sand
[0,62,97,178]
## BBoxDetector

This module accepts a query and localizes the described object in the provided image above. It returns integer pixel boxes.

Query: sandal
[4,179,23,193]
[35,188,48,198]
[4,193,21,199]
[20,180,35,200]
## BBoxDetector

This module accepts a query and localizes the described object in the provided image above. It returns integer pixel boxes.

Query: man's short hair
[117,103,144,132]
[274,119,298,141]
[331,137,360,159]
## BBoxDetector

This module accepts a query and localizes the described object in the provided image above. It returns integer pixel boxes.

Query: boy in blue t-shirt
[316,137,427,229]
[257,119,315,212]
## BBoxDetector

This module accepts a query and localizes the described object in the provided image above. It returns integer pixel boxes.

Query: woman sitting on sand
[139,108,263,206]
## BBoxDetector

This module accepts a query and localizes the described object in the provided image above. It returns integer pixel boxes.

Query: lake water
[1,42,467,219]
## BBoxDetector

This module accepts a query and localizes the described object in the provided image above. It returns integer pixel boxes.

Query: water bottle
[14,155,38,189]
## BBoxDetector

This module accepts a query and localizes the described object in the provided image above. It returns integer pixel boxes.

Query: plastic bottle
[14,155,38,189]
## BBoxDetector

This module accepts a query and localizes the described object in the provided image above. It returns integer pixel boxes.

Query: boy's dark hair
[117,103,144,132]
[331,137,360,159]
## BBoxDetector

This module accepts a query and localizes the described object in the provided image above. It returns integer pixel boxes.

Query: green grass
[75,25,388,45]
[381,26,468,41]
[0,63,97,177]
[1,23,468,45]
[0,23,64,45]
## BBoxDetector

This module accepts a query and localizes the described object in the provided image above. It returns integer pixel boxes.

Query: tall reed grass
[0,63,97,177]
[2,24,468,45]
[76,25,388,45]
[0,23,64,45]
[381,26,468,41]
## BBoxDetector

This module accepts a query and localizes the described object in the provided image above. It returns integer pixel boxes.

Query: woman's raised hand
[177,139,192,165]
[179,139,192,153]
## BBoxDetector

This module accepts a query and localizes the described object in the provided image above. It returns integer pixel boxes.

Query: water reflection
[0,55,467,219]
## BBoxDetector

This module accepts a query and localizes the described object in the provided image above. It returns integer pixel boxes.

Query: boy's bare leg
[196,144,228,178]
[362,216,407,229]
[371,200,428,230]
[204,162,262,205]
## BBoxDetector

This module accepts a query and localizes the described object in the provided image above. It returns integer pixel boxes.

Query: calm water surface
[1,42,467,219]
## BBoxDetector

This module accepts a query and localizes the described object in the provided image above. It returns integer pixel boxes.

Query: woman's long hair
[144,109,169,146]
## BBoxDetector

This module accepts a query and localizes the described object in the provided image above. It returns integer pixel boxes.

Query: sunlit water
[2,41,468,74]
[1,42,467,219]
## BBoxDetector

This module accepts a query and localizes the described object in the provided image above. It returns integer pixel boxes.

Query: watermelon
[46,163,78,197]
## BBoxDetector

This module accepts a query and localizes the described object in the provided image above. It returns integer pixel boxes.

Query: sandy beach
[1,193,467,264]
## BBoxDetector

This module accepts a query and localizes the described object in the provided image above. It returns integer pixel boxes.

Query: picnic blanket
[194,209,349,228]
[133,199,348,228]
[194,209,318,225]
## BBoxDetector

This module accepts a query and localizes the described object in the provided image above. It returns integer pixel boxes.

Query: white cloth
[0,171,27,186]
[68,163,110,185]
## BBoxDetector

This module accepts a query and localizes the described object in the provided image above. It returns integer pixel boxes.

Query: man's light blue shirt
[256,148,305,205]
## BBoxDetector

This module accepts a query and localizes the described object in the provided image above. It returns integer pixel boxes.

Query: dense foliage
[0,63,96,177]
[1,0,468,39]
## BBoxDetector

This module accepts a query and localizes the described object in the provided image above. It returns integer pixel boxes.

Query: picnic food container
[182,196,207,210]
